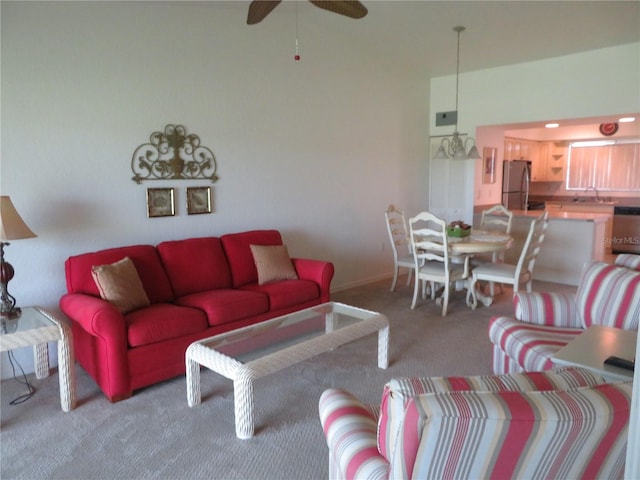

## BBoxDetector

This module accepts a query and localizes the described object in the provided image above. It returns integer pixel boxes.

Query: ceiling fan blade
[309,1,368,19]
[247,0,282,25]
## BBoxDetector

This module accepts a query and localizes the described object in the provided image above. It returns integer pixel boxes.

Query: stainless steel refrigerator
[502,160,531,210]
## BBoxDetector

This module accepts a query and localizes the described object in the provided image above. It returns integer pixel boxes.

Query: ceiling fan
[247,1,368,25]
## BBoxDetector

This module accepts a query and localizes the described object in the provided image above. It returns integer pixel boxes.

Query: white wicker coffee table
[186,302,389,439]
[0,306,76,412]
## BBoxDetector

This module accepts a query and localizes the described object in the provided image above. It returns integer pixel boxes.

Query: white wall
[430,43,640,211]
[0,2,428,376]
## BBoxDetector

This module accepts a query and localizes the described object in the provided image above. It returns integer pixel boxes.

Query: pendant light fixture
[434,26,481,160]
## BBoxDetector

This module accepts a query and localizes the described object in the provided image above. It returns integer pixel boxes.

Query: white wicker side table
[1,306,77,412]
[186,302,389,439]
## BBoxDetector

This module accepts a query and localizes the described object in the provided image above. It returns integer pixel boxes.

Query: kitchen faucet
[584,186,600,202]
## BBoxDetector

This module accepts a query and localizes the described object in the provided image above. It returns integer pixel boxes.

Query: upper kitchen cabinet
[543,141,567,182]
[504,137,564,182]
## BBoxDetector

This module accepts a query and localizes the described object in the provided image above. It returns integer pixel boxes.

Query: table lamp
[0,196,37,319]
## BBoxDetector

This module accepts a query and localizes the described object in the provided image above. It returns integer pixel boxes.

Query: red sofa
[60,230,334,402]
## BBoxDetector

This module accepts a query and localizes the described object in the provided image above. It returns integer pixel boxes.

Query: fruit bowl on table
[447,221,471,238]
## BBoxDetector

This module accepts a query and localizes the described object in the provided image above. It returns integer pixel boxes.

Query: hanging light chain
[294,1,301,62]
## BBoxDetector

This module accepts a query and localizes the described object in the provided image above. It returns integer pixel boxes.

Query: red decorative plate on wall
[599,122,619,136]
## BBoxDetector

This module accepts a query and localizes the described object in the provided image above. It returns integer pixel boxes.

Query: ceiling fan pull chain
[294,1,301,62]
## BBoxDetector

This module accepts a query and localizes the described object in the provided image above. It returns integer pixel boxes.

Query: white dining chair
[468,211,549,309]
[409,211,470,316]
[385,205,414,291]
[473,204,514,295]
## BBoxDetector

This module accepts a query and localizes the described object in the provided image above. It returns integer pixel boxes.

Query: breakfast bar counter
[474,208,611,286]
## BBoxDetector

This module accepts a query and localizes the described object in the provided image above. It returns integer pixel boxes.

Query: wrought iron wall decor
[131,124,219,184]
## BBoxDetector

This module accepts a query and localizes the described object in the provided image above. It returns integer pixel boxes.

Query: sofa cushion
[487,315,583,373]
[65,245,174,304]
[126,303,208,347]
[221,230,284,288]
[241,279,319,311]
[175,289,269,326]
[157,237,232,296]
[250,244,298,285]
[378,367,606,464]
[397,382,631,480]
[91,257,150,313]
[576,261,640,330]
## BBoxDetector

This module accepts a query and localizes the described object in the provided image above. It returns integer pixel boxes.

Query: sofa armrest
[60,293,128,342]
[60,292,132,401]
[319,388,388,480]
[513,291,581,327]
[292,258,334,302]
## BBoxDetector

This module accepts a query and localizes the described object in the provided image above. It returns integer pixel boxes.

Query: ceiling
[232,1,640,78]
[220,1,639,131]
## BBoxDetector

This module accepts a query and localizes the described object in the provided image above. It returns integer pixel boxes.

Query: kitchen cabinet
[545,202,614,255]
[543,141,567,182]
[505,137,565,182]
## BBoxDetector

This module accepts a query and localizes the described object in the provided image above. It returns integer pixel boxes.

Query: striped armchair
[489,260,640,374]
[319,368,632,479]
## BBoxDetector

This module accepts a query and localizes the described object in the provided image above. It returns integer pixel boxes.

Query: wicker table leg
[186,351,202,407]
[33,343,50,379]
[57,324,77,412]
[234,369,255,439]
[378,324,389,369]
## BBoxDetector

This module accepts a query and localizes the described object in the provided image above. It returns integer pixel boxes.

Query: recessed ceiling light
[545,123,559,128]
[619,117,636,123]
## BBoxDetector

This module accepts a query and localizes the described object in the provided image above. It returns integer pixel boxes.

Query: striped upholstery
[576,261,640,329]
[319,388,387,480]
[615,253,640,270]
[400,381,632,479]
[378,368,606,466]
[489,260,640,374]
[488,315,583,372]
[319,369,629,480]
[514,291,579,327]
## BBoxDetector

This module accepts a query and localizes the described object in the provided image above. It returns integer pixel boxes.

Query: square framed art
[146,188,175,217]
[186,186,212,215]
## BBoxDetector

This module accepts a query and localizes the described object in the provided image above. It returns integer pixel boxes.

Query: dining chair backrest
[480,205,513,234]
[514,211,549,281]
[385,204,411,261]
[409,211,449,268]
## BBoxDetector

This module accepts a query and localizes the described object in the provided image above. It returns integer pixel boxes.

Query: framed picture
[186,186,212,215]
[483,147,497,184]
[146,187,175,218]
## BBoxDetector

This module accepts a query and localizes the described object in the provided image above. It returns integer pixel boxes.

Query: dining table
[447,229,514,308]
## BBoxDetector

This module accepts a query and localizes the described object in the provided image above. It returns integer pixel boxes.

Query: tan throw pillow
[91,257,150,313]
[250,244,298,285]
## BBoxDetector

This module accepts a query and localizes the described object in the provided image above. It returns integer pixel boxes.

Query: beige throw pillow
[250,244,298,285]
[91,257,150,313]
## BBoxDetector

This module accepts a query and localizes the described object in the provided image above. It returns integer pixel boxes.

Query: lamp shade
[467,145,481,160]
[433,145,449,160]
[0,196,37,241]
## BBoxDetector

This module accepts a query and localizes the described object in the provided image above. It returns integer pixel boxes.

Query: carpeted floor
[0,277,574,479]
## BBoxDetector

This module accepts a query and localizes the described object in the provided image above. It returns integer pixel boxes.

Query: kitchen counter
[474,209,611,286]
[509,209,610,223]
[545,201,618,206]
